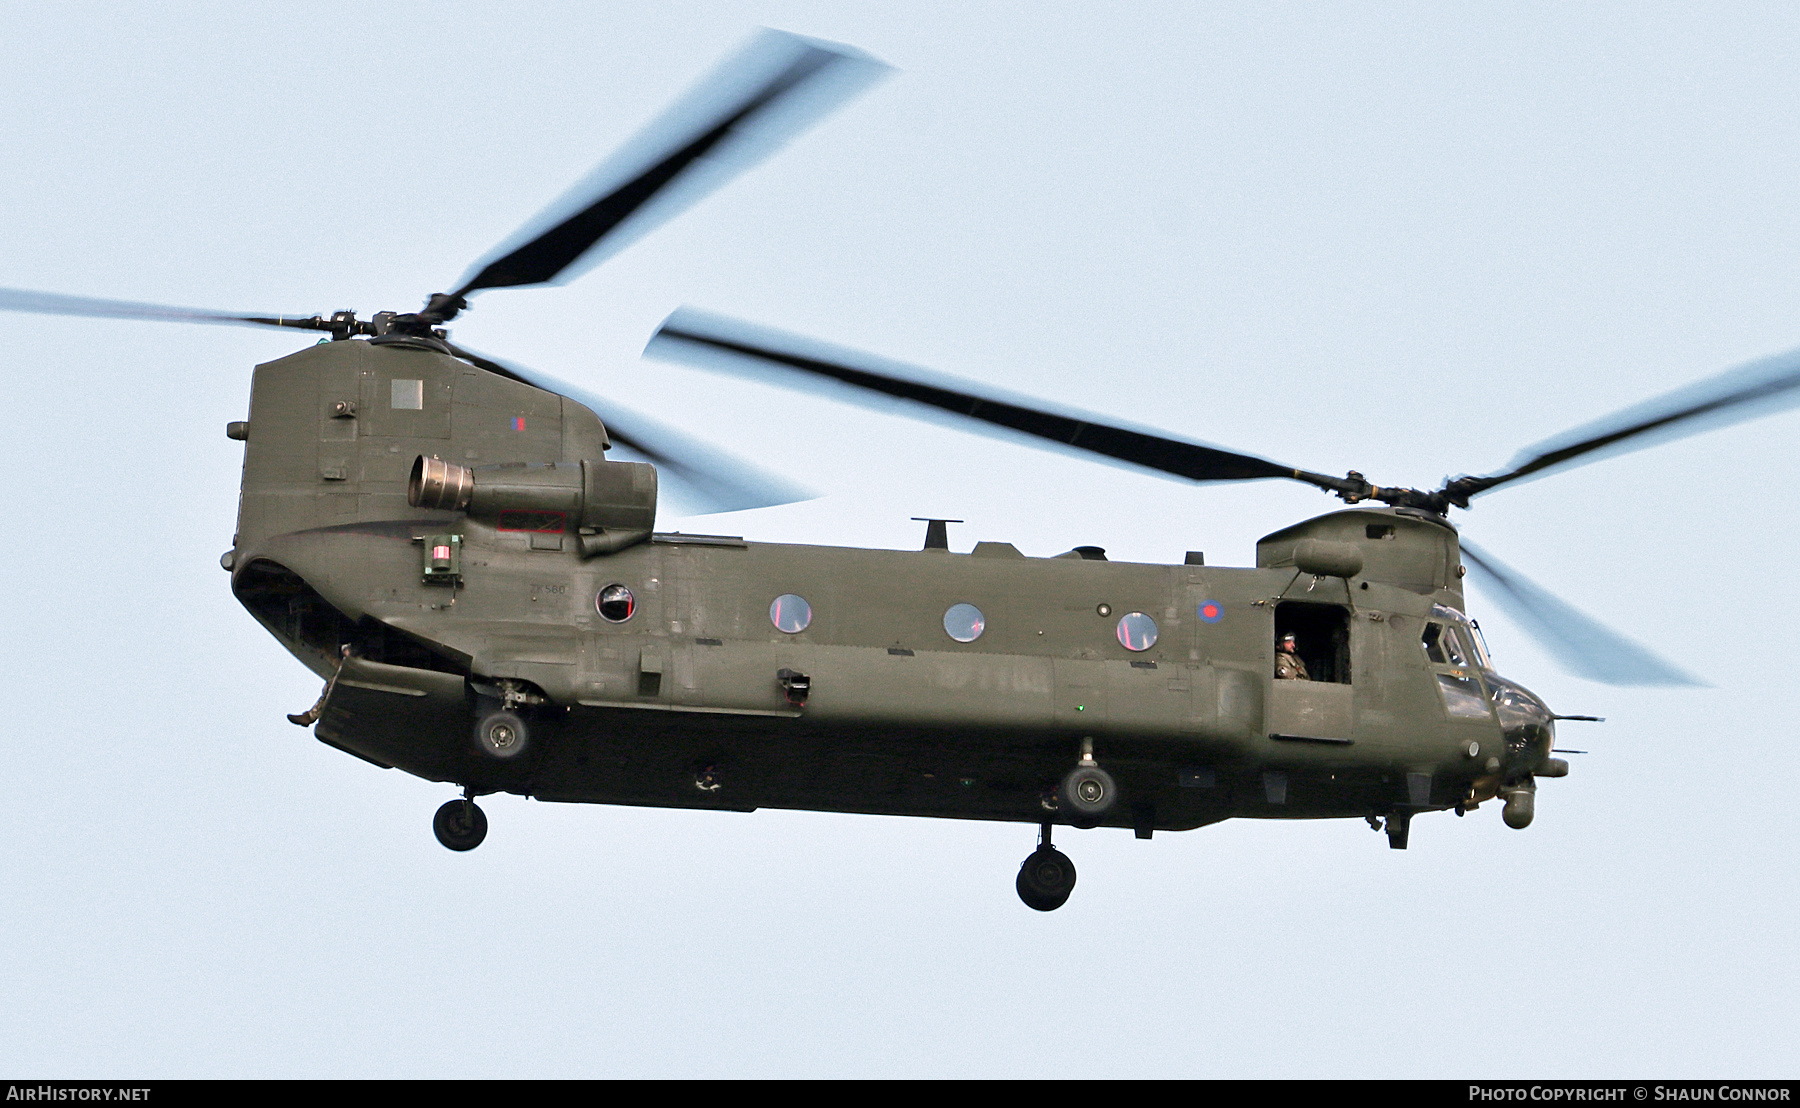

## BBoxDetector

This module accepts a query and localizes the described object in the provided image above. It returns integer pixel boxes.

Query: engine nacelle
[409,455,656,556]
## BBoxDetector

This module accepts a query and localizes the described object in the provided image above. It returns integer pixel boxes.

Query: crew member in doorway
[1275,631,1310,681]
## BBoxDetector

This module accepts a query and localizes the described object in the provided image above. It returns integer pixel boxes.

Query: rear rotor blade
[647,308,1346,490]
[449,344,813,515]
[1461,540,1700,687]
[451,31,887,299]
[1452,345,1800,501]
[0,286,327,333]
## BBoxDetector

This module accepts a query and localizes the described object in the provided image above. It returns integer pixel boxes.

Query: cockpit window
[1486,673,1554,755]
[1437,672,1491,719]
[1424,619,1490,671]
[1487,675,1537,722]
[1422,623,1450,665]
[1446,626,1478,669]
[1469,620,1495,668]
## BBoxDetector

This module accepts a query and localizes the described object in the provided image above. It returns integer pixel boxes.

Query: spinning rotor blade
[1460,540,1700,687]
[451,31,887,300]
[450,345,813,515]
[4,33,886,334]
[1451,346,1800,502]
[647,308,1351,490]
[0,286,328,333]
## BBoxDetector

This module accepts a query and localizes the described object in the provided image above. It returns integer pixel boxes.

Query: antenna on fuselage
[911,517,963,551]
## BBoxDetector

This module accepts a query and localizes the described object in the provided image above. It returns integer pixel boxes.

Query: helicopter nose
[1478,675,1556,830]
[1487,675,1557,773]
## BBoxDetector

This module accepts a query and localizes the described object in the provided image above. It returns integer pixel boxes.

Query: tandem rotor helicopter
[6,31,1798,911]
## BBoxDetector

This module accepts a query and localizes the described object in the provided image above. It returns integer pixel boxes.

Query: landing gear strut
[472,680,540,760]
[433,796,488,851]
[1016,822,1077,912]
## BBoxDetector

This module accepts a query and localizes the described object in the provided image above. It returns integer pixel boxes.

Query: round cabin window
[943,603,986,643]
[596,584,635,622]
[769,593,813,634]
[1116,611,1158,652]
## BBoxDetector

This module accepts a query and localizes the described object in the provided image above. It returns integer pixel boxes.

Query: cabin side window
[1273,601,1351,684]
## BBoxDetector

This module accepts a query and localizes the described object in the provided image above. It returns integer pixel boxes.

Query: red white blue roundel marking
[1197,600,1224,623]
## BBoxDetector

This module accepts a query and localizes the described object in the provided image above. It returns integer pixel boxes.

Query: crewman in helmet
[1275,631,1310,680]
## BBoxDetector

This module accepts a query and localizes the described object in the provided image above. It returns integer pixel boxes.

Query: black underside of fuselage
[309,656,1442,834]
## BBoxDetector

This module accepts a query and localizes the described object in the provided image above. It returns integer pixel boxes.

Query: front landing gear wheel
[433,799,488,851]
[474,710,529,760]
[1016,846,1077,912]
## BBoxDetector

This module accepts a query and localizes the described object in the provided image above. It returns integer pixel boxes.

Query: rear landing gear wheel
[433,798,488,851]
[474,710,529,760]
[1059,764,1116,819]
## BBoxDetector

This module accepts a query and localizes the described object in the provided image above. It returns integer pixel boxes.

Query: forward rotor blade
[1460,540,1700,687]
[1460,345,1800,499]
[449,345,813,515]
[647,308,1339,488]
[0,286,323,332]
[452,31,887,299]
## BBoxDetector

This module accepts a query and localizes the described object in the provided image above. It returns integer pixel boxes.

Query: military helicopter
[5,30,1798,913]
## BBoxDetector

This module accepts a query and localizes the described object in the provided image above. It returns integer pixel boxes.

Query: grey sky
[2,1,1796,1077]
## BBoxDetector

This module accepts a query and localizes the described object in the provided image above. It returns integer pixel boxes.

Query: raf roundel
[1198,600,1224,624]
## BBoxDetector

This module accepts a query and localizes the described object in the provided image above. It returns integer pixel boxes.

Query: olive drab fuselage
[227,338,1557,833]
